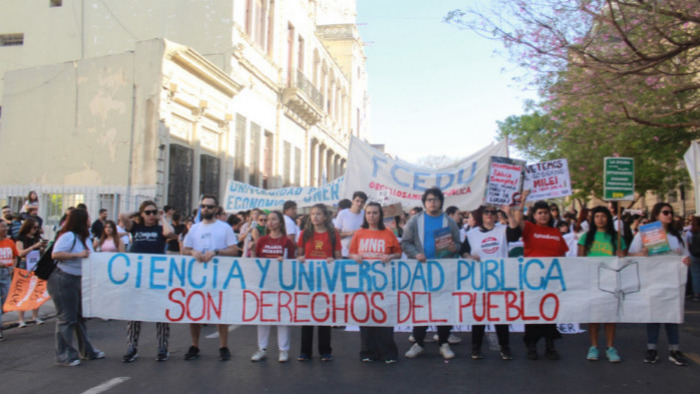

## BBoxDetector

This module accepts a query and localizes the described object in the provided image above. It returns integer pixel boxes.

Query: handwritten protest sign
[82,253,685,325]
[485,157,526,205]
[523,159,572,201]
[2,268,50,312]
[223,177,344,212]
[342,137,508,210]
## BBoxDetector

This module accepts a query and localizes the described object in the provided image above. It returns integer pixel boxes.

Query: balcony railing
[290,69,324,109]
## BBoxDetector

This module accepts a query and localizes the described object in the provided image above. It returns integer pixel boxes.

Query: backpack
[34,232,76,280]
[690,232,700,258]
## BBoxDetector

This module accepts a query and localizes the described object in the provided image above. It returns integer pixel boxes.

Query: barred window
[0,34,24,47]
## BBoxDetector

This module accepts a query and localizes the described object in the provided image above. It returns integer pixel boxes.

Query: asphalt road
[2,302,700,394]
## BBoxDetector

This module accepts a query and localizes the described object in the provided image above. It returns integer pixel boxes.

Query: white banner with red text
[341,137,508,210]
[82,254,686,325]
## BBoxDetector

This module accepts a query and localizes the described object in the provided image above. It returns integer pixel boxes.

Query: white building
[0,0,370,225]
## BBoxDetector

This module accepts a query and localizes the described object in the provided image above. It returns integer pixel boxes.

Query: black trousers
[472,324,510,349]
[301,326,331,355]
[412,326,451,346]
[360,327,398,361]
[523,324,561,344]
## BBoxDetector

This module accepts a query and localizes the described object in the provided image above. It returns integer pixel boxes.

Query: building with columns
[0,0,370,221]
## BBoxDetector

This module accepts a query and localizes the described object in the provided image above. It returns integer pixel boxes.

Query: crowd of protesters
[0,188,697,367]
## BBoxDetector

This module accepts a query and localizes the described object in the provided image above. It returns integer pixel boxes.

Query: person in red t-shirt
[251,211,296,363]
[349,202,402,364]
[0,220,19,340]
[296,204,341,362]
[520,200,568,361]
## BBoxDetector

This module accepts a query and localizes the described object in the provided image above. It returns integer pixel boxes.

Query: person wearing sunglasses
[460,205,523,360]
[628,202,691,366]
[119,201,175,363]
[183,195,239,362]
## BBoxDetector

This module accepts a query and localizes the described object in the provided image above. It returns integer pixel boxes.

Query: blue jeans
[0,267,12,325]
[46,268,100,364]
[646,323,680,348]
[690,256,700,296]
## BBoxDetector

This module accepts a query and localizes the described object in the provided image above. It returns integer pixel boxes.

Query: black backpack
[34,233,76,280]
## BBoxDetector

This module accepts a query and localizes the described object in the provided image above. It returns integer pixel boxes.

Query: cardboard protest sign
[342,137,508,210]
[2,268,50,312]
[82,253,686,325]
[604,157,635,201]
[485,156,526,205]
[524,159,572,201]
[223,177,344,212]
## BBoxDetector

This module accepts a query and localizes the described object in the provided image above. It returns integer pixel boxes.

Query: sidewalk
[2,300,56,330]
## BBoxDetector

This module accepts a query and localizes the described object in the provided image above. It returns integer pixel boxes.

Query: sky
[355,0,538,163]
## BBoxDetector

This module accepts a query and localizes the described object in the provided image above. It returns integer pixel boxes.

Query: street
[2,301,700,393]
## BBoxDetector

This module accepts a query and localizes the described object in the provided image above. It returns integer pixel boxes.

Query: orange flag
[2,268,51,312]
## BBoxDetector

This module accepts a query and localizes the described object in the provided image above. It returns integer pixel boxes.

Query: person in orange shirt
[0,220,19,341]
[349,202,402,364]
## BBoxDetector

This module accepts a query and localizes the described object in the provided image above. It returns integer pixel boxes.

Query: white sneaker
[405,343,425,359]
[440,343,455,359]
[434,333,462,344]
[278,350,289,363]
[410,334,434,343]
[251,349,267,362]
[18,321,28,328]
[35,318,45,325]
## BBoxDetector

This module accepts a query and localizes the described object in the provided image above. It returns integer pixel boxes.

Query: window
[250,123,262,186]
[200,154,221,200]
[0,34,24,47]
[294,147,302,186]
[283,141,292,187]
[169,144,194,215]
[50,0,62,7]
[263,131,274,189]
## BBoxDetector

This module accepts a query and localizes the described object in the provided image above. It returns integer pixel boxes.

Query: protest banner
[639,221,671,255]
[604,157,635,201]
[223,177,344,212]
[485,156,526,205]
[2,268,50,312]
[523,159,572,201]
[82,253,686,326]
[341,137,508,210]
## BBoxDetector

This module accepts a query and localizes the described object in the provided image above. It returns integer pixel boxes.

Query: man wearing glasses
[401,187,461,360]
[183,195,239,361]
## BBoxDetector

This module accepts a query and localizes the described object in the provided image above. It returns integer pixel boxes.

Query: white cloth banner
[223,177,344,212]
[684,141,700,214]
[341,137,508,210]
[82,254,686,326]
[523,159,572,201]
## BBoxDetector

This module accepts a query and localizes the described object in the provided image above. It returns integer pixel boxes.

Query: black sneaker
[122,348,138,363]
[156,348,170,361]
[545,347,560,360]
[321,354,333,362]
[297,353,311,362]
[500,347,514,360]
[669,350,690,366]
[219,347,231,361]
[184,346,200,361]
[643,349,658,364]
[526,343,538,360]
[471,347,484,360]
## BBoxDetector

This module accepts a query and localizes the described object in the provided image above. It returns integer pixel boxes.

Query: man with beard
[182,195,239,361]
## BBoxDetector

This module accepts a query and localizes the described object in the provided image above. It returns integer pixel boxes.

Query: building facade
[0,0,370,224]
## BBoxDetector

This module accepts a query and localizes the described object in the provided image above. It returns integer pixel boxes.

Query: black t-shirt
[167,224,186,252]
[129,223,166,254]
[91,219,105,239]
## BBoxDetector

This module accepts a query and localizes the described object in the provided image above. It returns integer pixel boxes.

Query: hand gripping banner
[82,254,686,326]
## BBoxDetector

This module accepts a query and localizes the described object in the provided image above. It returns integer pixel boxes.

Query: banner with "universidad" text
[81,254,686,326]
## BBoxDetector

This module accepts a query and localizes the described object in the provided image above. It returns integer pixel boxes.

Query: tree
[446,0,700,129]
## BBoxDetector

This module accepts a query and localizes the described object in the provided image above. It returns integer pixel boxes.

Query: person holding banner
[577,206,626,363]
[47,208,104,366]
[15,218,48,327]
[460,204,523,360]
[296,203,341,362]
[628,202,691,366]
[183,195,239,361]
[0,220,19,341]
[119,201,175,363]
[401,187,461,360]
[520,200,568,361]
[251,210,296,363]
[349,202,402,364]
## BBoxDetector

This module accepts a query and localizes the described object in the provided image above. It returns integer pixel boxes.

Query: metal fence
[0,184,156,239]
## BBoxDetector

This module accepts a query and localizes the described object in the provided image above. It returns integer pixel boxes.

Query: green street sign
[604,157,635,201]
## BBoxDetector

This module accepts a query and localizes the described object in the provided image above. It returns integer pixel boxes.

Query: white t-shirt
[184,220,238,253]
[117,225,130,246]
[284,215,299,239]
[54,232,93,276]
[466,226,509,260]
[335,208,364,257]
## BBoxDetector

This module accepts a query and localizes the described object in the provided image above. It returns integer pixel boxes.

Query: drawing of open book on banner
[598,262,641,318]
